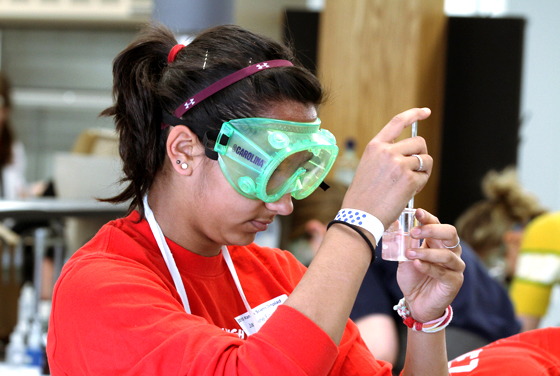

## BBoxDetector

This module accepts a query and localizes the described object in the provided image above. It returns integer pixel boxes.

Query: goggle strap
[216,133,230,147]
[319,181,330,191]
[203,131,219,160]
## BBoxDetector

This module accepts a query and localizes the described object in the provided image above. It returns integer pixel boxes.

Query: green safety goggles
[213,117,339,203]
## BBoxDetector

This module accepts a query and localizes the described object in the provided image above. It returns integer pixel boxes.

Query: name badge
[235,294,288,336]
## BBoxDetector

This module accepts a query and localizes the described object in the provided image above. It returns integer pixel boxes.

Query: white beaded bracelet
[334,209,385,246]
[393,298,453,333]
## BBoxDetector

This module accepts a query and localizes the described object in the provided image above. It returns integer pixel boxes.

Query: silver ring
[443,236,461,249]
[412,154,423,172]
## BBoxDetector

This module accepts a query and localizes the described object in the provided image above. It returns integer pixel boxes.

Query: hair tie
[168,44,185,63]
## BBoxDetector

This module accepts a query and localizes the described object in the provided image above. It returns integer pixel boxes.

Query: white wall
[506,0,560,211]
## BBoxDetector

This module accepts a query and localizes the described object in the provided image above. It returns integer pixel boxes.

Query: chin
[226,232,257,247]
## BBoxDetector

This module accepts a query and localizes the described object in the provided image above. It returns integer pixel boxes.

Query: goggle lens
[266,150,314,196]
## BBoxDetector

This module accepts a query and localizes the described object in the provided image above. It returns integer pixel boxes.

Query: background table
[0,198,129,313]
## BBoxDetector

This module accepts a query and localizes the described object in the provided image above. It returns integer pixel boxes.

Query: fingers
[413,208,441,225]
[411,223,457,246]
[391,134,428,156]
[405,247,465,274]
[404,224,465,287]
[408,154,432,173]
[374,108,431,143]
[410,209,462,257]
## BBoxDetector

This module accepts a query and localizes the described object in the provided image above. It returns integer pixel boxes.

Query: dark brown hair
[0,73,14,168]
[101,23,324,217]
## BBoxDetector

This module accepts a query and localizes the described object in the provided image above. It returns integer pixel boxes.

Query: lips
[249,220,272,232]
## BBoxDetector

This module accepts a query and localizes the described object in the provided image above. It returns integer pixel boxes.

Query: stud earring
[181,163,188,170]
[176,160,181,164]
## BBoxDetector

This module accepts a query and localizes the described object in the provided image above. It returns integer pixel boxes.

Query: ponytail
[101,24,176,217]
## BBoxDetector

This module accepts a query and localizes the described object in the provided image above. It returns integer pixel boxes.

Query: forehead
[260,101,317,123]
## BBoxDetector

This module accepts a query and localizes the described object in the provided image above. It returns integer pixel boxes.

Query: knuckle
[443,250,456,263]
[366,139,378,149]
[423,154,434,165]
[453,272,465,288]
[459,258,466,272]
[378,145,393,159]
[391,114,405,124]
[442,224,454,232]
[435,265,447,278]
[365,140,384,156]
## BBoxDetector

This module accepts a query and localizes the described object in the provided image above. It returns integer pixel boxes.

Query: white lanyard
[142,195,261,333]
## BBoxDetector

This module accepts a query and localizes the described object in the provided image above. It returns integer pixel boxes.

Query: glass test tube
[381,121,421,261]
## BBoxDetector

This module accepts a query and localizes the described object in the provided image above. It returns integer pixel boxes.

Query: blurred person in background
[0,72,27,200]
[0,71,50,200]
[286,180,520,374]
[455,166,546,285]
[510,211,560,332]
[0,72,55,301]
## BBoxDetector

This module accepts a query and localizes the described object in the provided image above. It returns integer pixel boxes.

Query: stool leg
[33,228,48,315]
[52,219,65,283]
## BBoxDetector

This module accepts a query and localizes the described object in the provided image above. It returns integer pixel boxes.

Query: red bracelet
[393,298,453,333]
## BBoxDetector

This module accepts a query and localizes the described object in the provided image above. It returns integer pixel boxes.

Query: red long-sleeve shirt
[47,211,391,375]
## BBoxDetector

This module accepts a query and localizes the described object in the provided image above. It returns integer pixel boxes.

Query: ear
[166,125,204,176]
[503,229,523,249]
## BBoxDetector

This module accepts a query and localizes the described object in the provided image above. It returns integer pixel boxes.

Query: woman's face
[191,101,318,248]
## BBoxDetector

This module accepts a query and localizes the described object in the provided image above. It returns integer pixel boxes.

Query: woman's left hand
[396,209,465,323]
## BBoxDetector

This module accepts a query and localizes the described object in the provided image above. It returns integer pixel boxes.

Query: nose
[264,193,293,216]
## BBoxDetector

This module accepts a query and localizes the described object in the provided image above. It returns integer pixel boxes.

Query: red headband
[168,44,185,63]
[171,59,293,120]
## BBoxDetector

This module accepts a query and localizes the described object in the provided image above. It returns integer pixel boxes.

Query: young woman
[46,23,464,375]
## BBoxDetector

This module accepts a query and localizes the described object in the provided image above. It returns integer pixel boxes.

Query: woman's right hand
[341,108,433,229]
